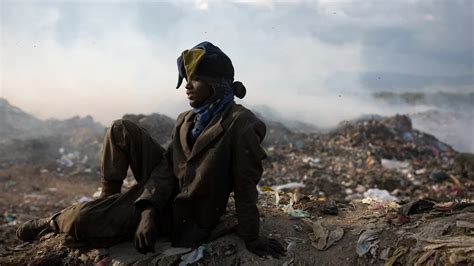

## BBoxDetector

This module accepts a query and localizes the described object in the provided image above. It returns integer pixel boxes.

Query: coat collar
[179,111,194,158]
[178,103,234,160]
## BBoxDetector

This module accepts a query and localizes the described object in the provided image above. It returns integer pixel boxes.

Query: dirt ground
[0,165,100,250]
[0,164,472,265]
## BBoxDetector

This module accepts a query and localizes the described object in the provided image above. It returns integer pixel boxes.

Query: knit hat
[176,41,246,99]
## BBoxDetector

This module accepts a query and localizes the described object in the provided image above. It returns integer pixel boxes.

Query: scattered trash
[319,199,338,215]
[3,212,16,224]
[356,229,382,257]
[276,191,310,219]
[57,158,74,168]
[77,196,92,203]
[302,157,320,167]
[307,220,328,250]
[363,189,399,202]
[415,168,426,175]
[292,224,303,232]
[381,159,410,170]
[1,106,473,264]
[429,170,449,183]
[305,219,344,250]
[179,246,205,266]
[326,227,344,248]
[399,199,436,216]
[92,188,102,198]
[286,240,297,255]
[384,246,408,266]
[281,204,310,219]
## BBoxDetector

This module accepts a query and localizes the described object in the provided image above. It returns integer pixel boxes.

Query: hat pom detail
[232,81,246,99]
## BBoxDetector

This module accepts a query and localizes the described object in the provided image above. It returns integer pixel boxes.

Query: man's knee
[108,119,142,145]
[111,119,139,134]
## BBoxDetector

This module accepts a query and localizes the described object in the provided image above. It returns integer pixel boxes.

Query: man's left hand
[134,207,158,254]
[245,237,286,258]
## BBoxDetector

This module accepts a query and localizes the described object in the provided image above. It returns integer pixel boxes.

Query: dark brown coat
[137,103,267,246]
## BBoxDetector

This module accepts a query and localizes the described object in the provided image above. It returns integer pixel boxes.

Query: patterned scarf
[189,79,235,144]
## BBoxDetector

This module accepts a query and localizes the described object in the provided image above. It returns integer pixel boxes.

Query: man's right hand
[134,207,158,254]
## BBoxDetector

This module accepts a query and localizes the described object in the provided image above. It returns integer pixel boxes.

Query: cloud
[0,0,472,126]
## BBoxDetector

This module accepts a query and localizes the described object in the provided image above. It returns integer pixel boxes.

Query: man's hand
[134,207,158,254]
[246,237,286,258]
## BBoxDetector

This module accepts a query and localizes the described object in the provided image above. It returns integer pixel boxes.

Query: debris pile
[0,98,105,174]
[0,99,472,265]
[261,114,471,203]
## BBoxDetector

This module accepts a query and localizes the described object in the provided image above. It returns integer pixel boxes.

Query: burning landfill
[0,97,473,265]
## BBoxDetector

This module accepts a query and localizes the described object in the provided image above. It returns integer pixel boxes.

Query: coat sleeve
[232,116,267,242]
[135,121,179,212]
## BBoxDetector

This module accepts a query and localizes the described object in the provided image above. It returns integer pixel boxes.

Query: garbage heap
[260,114,471,203]
[1,111,473,265]
[122,113,175,147]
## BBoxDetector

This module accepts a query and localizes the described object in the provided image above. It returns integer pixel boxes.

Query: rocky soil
[0,98,472,265]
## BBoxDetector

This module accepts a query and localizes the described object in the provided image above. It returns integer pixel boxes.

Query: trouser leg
[54,119,168,246]
[55,184,144,247]
[100,119,166,197]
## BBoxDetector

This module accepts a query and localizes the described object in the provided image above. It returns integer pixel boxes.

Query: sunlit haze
[1,0,473,128]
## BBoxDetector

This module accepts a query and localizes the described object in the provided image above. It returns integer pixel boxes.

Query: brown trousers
[54,119,167,247]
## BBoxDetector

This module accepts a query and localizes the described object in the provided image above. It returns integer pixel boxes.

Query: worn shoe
[16,218,55,241]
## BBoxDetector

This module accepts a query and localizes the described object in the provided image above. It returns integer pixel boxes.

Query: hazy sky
[1,0,473,126]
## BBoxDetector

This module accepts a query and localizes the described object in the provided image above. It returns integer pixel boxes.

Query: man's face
[185,78,213,108]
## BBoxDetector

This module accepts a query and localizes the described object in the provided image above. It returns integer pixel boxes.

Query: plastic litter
[77,196,92,203]
[326,227,344,249]
[275,191,310,219]
[4,212,16,224]
[356,229,382,257]
[57,158,74,168]
[92,188,102,198]
[301,156,320,167]
[381,159,410,170]
[179,245,205,266]
[307,220,328,250]
[281,204,310,219]
[415,168,426,175]
[363,188,399,202]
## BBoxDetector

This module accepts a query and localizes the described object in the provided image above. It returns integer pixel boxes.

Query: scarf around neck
[189,80,235,144]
